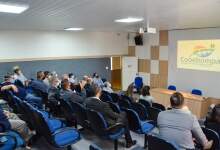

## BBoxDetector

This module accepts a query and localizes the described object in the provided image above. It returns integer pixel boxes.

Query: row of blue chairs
[2,91,80,150]
[168,85,203,96]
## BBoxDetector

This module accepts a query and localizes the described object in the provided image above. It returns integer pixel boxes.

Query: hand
[203,140,213,150]
[11,85,18,93]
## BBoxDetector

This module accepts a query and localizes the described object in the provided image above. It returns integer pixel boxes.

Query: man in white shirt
[13,66,28,86]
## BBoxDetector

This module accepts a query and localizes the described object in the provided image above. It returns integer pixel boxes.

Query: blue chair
[110,93,120,103]
[148,135,179,150]
[100,91,113,102]
[168,85,176,91]
[86,109,125,150]
[125,108,154,148]
[0,130,25,150]
[131,103,148,121]
[139,99,151,108]
[191,89,202,96]
[32,108,80,149]
[202,127,219,150]
[59,99,77,127]
[134,76,143,92]
[147,107,162,126]
[23,101,66,133]
[152,103,166,111]
[70,102,90,129]
[106,102,121,114]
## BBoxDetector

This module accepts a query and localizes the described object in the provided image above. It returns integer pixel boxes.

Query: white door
[122,56,138,91]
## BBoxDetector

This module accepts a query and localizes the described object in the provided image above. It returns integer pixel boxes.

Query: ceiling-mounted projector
[139,27,157,34]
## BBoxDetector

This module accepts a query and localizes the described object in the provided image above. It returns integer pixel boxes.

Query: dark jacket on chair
[84,97,121,125]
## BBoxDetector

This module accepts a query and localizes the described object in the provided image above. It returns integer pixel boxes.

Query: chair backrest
[14,79,25,88]
[168,85,176,91]
[191,89,202,96]
[132,103,148,121]
[110,93,120,103]
[148,135,178,150]
[2,91,19,113]
[121,95,133,103]
[100,91,113,102]
[118,98,131,109]
[70,101,89,128]
[148,107,161,124]
[139,99,151,108]
[152,103,166,111]
[202,127,220,150]
[59,99,75,125]
[134,76,143,88]
[125,108,141,131]
[106,101,121,113]
[86,109,108,136]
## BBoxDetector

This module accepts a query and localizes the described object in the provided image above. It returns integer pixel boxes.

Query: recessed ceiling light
[0,2,29,14]
[115,17,144,23]
[64,28,84,31]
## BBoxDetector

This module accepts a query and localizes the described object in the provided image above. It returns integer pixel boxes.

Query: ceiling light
[0,2,29,14]
[64,28,84,31]
[115,17,144,23]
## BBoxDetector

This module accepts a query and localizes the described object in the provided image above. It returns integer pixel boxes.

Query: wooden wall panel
[111,56,121,70]
[138,59,150,73]
[159,30,168,46]
[150,74,160,88]
[151,46,159,60]
[111,69,122,90]
[159,60,168,75]
[128,46,136,56]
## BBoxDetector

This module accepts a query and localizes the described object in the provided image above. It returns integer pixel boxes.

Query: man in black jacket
[84,84,136,148]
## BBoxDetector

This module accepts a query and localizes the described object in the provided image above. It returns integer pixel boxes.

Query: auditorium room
[0,0,219,150]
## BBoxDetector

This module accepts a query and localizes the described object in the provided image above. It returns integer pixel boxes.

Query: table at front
[150,88,210,119]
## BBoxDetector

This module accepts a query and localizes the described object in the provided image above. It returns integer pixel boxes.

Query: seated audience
[43,71,51,87]
[92,73,104,87]
[28,71,49,93]
[13,66,28,86]
[84,76,93,97]
[140,85,154,106]
[1,75,42,108]
[205,104,220,137]
[157,92,213,150]
[84,84,136,148]
[0,107,31,148]
[102,81,113,93]
[60,79,84,104]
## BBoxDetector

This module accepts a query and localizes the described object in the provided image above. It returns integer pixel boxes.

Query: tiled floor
[31,127,158,150]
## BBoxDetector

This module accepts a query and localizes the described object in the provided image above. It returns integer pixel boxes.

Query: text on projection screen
[177,40,220,72]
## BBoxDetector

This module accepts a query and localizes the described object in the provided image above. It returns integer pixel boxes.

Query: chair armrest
[105,123,125,134]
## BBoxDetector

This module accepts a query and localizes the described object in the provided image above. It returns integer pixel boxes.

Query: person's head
[62,74,69,81]
[50,76,60,88]
[90,84,102,98]
[141,85,150,96]
[37,71,44,80]
[61,79,70,90]
[170,92,185,109]
[104,81,111,88]
[44,71,51,79]
[13,66,22,75]
[211,104,220,124]
[69,73,74,79]
[126,83,134,96]
[4,74,13,82]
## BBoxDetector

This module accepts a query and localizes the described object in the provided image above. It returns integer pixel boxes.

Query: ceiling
[0,0,220,31]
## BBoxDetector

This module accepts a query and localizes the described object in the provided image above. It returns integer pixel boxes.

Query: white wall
[0,30,128,62]
[168,28,220,98]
